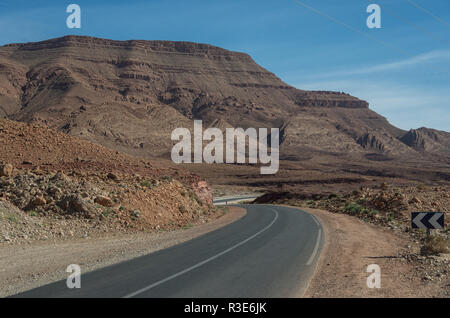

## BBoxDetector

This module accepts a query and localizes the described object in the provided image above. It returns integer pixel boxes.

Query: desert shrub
[357,198,367,205]
[218,206,229,214]
[140,180,151,188]
[344,203,363,214]
[183,223,193,230]
[385,212,395,222]
[416,183,427,191]
[189,191,203,206]
[161,175,173,182]
[7,215,17,222]
[102,208,114,217]
[420,235,450,256]
[179,205,186,214]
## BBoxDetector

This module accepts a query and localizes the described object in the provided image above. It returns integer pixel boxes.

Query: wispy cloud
[303,50,450,80]
[294,79,450,131]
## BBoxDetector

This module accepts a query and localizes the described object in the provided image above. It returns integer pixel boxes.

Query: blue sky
[0,0,449,131]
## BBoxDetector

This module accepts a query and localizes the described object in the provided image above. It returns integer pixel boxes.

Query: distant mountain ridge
[0,35,448,162]
[400,128,450,155]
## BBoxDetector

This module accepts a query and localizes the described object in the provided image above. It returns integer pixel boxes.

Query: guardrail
[213,195,261,206]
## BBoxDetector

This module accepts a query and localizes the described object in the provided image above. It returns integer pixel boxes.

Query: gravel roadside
[0,206,246,297]
[302,207,449,298]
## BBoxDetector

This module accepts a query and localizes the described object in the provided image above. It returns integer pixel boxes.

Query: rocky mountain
[400,128,450,156]
[0,35,448,164]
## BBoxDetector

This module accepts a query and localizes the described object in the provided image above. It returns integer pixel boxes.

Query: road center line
[123,208,279,298]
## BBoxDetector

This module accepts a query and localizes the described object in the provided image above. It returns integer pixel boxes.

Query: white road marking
[306,228,322,266]
[311,215,320,227]
[123,208,279,298]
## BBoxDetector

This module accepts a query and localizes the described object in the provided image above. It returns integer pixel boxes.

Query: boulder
[94,196,114,207]
[51,171,69,181]
[191,180,213,205]
[59,195,92,215]
[0,164,13,177]
[107,172,119,181]
[47,187,62,198]
[32,196,46,206]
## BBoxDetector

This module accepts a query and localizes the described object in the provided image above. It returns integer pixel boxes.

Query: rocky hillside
[0,118,212,201]
[400,128,450,156]
[2,36,447,162]
[0,118,219,244]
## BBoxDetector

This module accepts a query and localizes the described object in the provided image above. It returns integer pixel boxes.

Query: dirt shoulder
[302,207,449,298]
[0,206,246,297]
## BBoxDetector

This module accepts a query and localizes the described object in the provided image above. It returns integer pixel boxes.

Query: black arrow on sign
[411,212,444,229]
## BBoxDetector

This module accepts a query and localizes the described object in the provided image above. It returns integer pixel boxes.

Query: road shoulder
[302,207,448,298]
[0,206,246,297]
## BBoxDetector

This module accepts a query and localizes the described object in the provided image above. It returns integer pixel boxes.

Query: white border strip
[306,229,322,266]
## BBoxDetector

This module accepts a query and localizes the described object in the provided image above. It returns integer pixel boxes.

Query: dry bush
[420,234,450,256]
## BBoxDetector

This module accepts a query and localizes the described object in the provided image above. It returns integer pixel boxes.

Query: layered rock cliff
[0,36,448,161]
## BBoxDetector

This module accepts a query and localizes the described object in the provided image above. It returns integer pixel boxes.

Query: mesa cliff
[0,36,449,169]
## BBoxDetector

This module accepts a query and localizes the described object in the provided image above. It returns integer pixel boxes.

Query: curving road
[12,204,323,298]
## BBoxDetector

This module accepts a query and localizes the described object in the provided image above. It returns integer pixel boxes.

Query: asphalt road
[12,204,323,298]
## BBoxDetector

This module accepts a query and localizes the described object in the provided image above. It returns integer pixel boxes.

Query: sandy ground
[303,207,449,298]
[0,207,246,297]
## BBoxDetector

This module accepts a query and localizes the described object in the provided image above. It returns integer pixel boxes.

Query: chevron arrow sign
[411,212,444,229]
